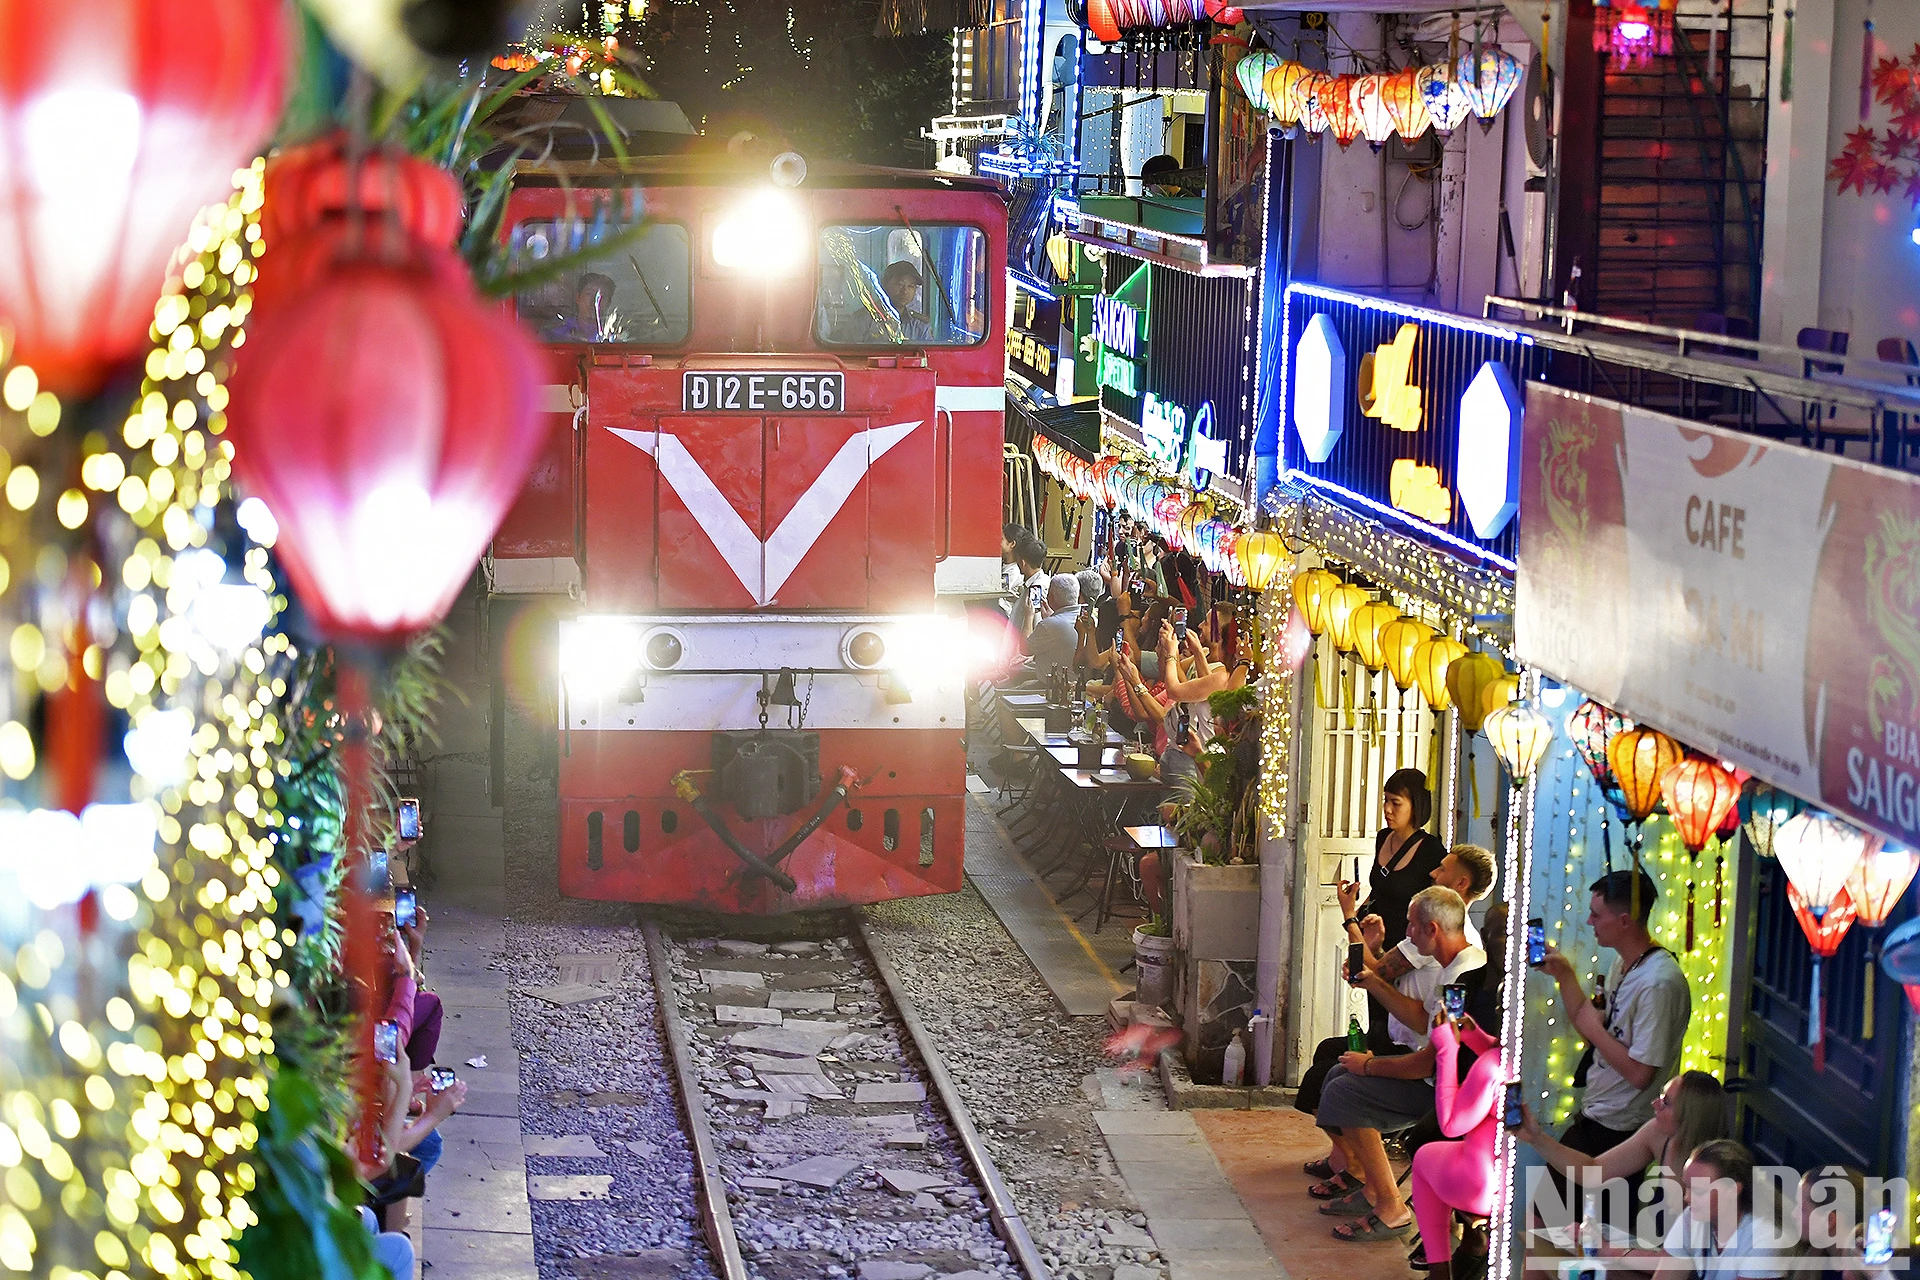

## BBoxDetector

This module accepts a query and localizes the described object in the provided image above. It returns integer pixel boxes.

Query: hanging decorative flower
[1326,582,1369,652]
[0,0,292,393]
[1660,756,1742,855]
[1445,650,1507,733]
[1411,635,1468,710]
[1418,61,1475,134]
[1352,73,1397,147]
[1382,67,1432,139]
[1606,726,1683,823]
[1771,811,1872,922]
[1236,49,1282,111]
[1380,617,1436,691]
[1319,74,1364,148]
[1350,601,1402,671]
[1290,567,1341,635]
[1484,704,1554,779]
[1456,45,1524,121]
[1266,60,1314,137]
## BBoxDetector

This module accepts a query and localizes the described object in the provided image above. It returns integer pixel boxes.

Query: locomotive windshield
[512,220,691,345]
[814,224,988,348]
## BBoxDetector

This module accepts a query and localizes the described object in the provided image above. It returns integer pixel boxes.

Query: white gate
[1289,632,1444,1084]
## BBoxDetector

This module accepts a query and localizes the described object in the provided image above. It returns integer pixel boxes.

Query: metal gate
[1291,632,1441,1083]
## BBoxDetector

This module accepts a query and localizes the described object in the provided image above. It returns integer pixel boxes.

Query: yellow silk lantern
[1480,673,1520,724]
[1607,727,1684,823]
[1412,635,1468,709]
[1266,60,1312,133]
[1326,583,1369,652]
[1351,601,1401,671]
[1178,497,1213,551]
[1291,567,1340,635]
[1484,704,1554,779]
[1236,530,1290,593]
[1446,650,1507,732]
[1380,617,1436,690]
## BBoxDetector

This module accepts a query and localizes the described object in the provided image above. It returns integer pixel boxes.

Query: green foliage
[238,1071,385,1280]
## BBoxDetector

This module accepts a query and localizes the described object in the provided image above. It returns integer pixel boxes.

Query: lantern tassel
[1685,879,1696,952]
[1714,854,1725,928]
[1808,954,1824,1062]
[1864,942,1877,1041]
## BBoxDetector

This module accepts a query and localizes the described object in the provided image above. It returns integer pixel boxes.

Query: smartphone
[1172,607,1188,644]
[1129,577,1147,598]
[1503,1081,1524,1129]
[393,888,417,929]
[428,1065,456,1093]
[1347,941,1366,983]
[397,798,421,841]
[1443,983,1468,1019]
[1527,918,1547,967]
[373,1019,400,1064]
[1865,1207,1896,1266]
[368,849,392,897]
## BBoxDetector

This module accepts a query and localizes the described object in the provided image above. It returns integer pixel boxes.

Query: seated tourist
[1026,573,1082,674]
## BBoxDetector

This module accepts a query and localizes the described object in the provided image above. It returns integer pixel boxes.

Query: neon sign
[1358,322,1424,432]
[1092,293,1138,357]
[1142,393,1227,491]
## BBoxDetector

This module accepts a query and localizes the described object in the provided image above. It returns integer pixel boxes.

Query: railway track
[641,913,1050,1280]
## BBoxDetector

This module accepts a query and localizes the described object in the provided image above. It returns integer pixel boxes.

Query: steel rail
[640,918,749,1280]
[854,915,1052,1280]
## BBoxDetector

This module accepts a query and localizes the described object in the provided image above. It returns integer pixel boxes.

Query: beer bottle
[1347,1014,1366,1052]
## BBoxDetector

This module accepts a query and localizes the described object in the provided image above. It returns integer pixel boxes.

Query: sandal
[1304,1156,1338,1179]
[1308,1171,1362,1199]
[1316,1186,1371,1217]
[1332,1212,1415,1243]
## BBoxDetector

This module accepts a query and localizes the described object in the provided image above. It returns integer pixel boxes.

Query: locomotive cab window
[512,220,691,346]
[815,224,987,348]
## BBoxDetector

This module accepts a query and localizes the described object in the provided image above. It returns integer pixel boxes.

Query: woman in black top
[1353,768,1446,1052]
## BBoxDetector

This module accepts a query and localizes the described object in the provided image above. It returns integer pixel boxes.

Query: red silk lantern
[226,256,545,644]
[1320,75,1363,147]
[262,132,465,252]
[1789,881,1858,1071]
[1607,726,1682,823]
[0,0,291,394]
[1382,67,1431,139]
[1661,756,1740,854]
[1086,0,1122,40]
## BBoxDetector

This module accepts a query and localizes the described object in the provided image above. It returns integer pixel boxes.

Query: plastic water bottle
[1347,1014,1367,1052]
[1578,1189,1607,1280]
[1222,1033,1246,1086]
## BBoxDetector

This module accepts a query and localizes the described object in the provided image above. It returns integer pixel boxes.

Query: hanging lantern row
[1075,0,1245,44]
[1029,438,1289,593]
[1233,47,1521,149]
[1594,0,1676,68]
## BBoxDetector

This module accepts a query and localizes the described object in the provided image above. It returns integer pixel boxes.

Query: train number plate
[682,371,845,414]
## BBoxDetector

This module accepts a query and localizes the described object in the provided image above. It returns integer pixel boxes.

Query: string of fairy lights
[0,163,288,1279]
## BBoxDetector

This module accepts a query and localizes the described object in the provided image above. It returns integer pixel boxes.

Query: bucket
[1076,738,1105,769]
[1133,928,1176,1010]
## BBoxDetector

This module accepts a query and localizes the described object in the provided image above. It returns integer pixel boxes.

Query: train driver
[877,261,932,343]
[546,271,621,342]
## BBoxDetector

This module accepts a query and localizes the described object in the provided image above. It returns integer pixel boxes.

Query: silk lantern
[1457,45,1523,120]
[1236,530,1290,593]
[1568,698,1632,790]
[1319,74,1363,147]
[1220,530,1248,587]
[1661,757,1741,855]
[1300,71,1338,135]
[0,0,292,393]
[1382,66,1431,139]
[1381,617,1436,691]
[1266,60,1313,135]
[1480,673,1520,725]
[1739,780,1807,859]
[1412,636,1468,710]
[1350,601,1401,672]
[1606,727,1682,823]
[1291,567,1340,635]
[1352,73,1396,146]
[1418,61,1474,133]
[261,130,465,251]
[1236,49,1281,110]
[1485,703,1553,779]
[1326,582,1369,652]
[1446,650,1506,733]
[1788,881,1858,1068]
[1846,843,1919,1039]
[1879,915,1920,1018]
[1773,810,1871,933]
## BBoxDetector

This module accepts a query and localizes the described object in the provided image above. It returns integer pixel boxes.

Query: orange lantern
[1380,617,1436,691]
[1789,881,1858,1070]
[1661,757,1741,855]
[1319,74,1362,147]
[1446,650,1506,733]
[1382,66,1432,138]
[1606,727,1683,823]
[1350,601,1402,671]
[1352,73,1395,146]
[1291,568,1340,635]
[1846,842,1920,1039]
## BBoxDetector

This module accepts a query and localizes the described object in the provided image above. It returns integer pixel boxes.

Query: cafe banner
[1516,383,1920,845]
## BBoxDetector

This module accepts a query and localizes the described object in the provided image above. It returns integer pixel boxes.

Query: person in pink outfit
[1410,1011,1506,1280]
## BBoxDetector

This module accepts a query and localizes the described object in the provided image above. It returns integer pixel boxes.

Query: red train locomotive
[487,152,1008,914]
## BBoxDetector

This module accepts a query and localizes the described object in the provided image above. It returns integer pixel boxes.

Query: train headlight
[847,617,965,703]
[842,627,887,671]
[643,626,686,670]
[712,189,807,274]
[561,619,644,700]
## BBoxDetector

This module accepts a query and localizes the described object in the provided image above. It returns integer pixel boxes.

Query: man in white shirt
[1314,887,1486,1242]
[1008,533,1048,639]
[1351,843,1497,984]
